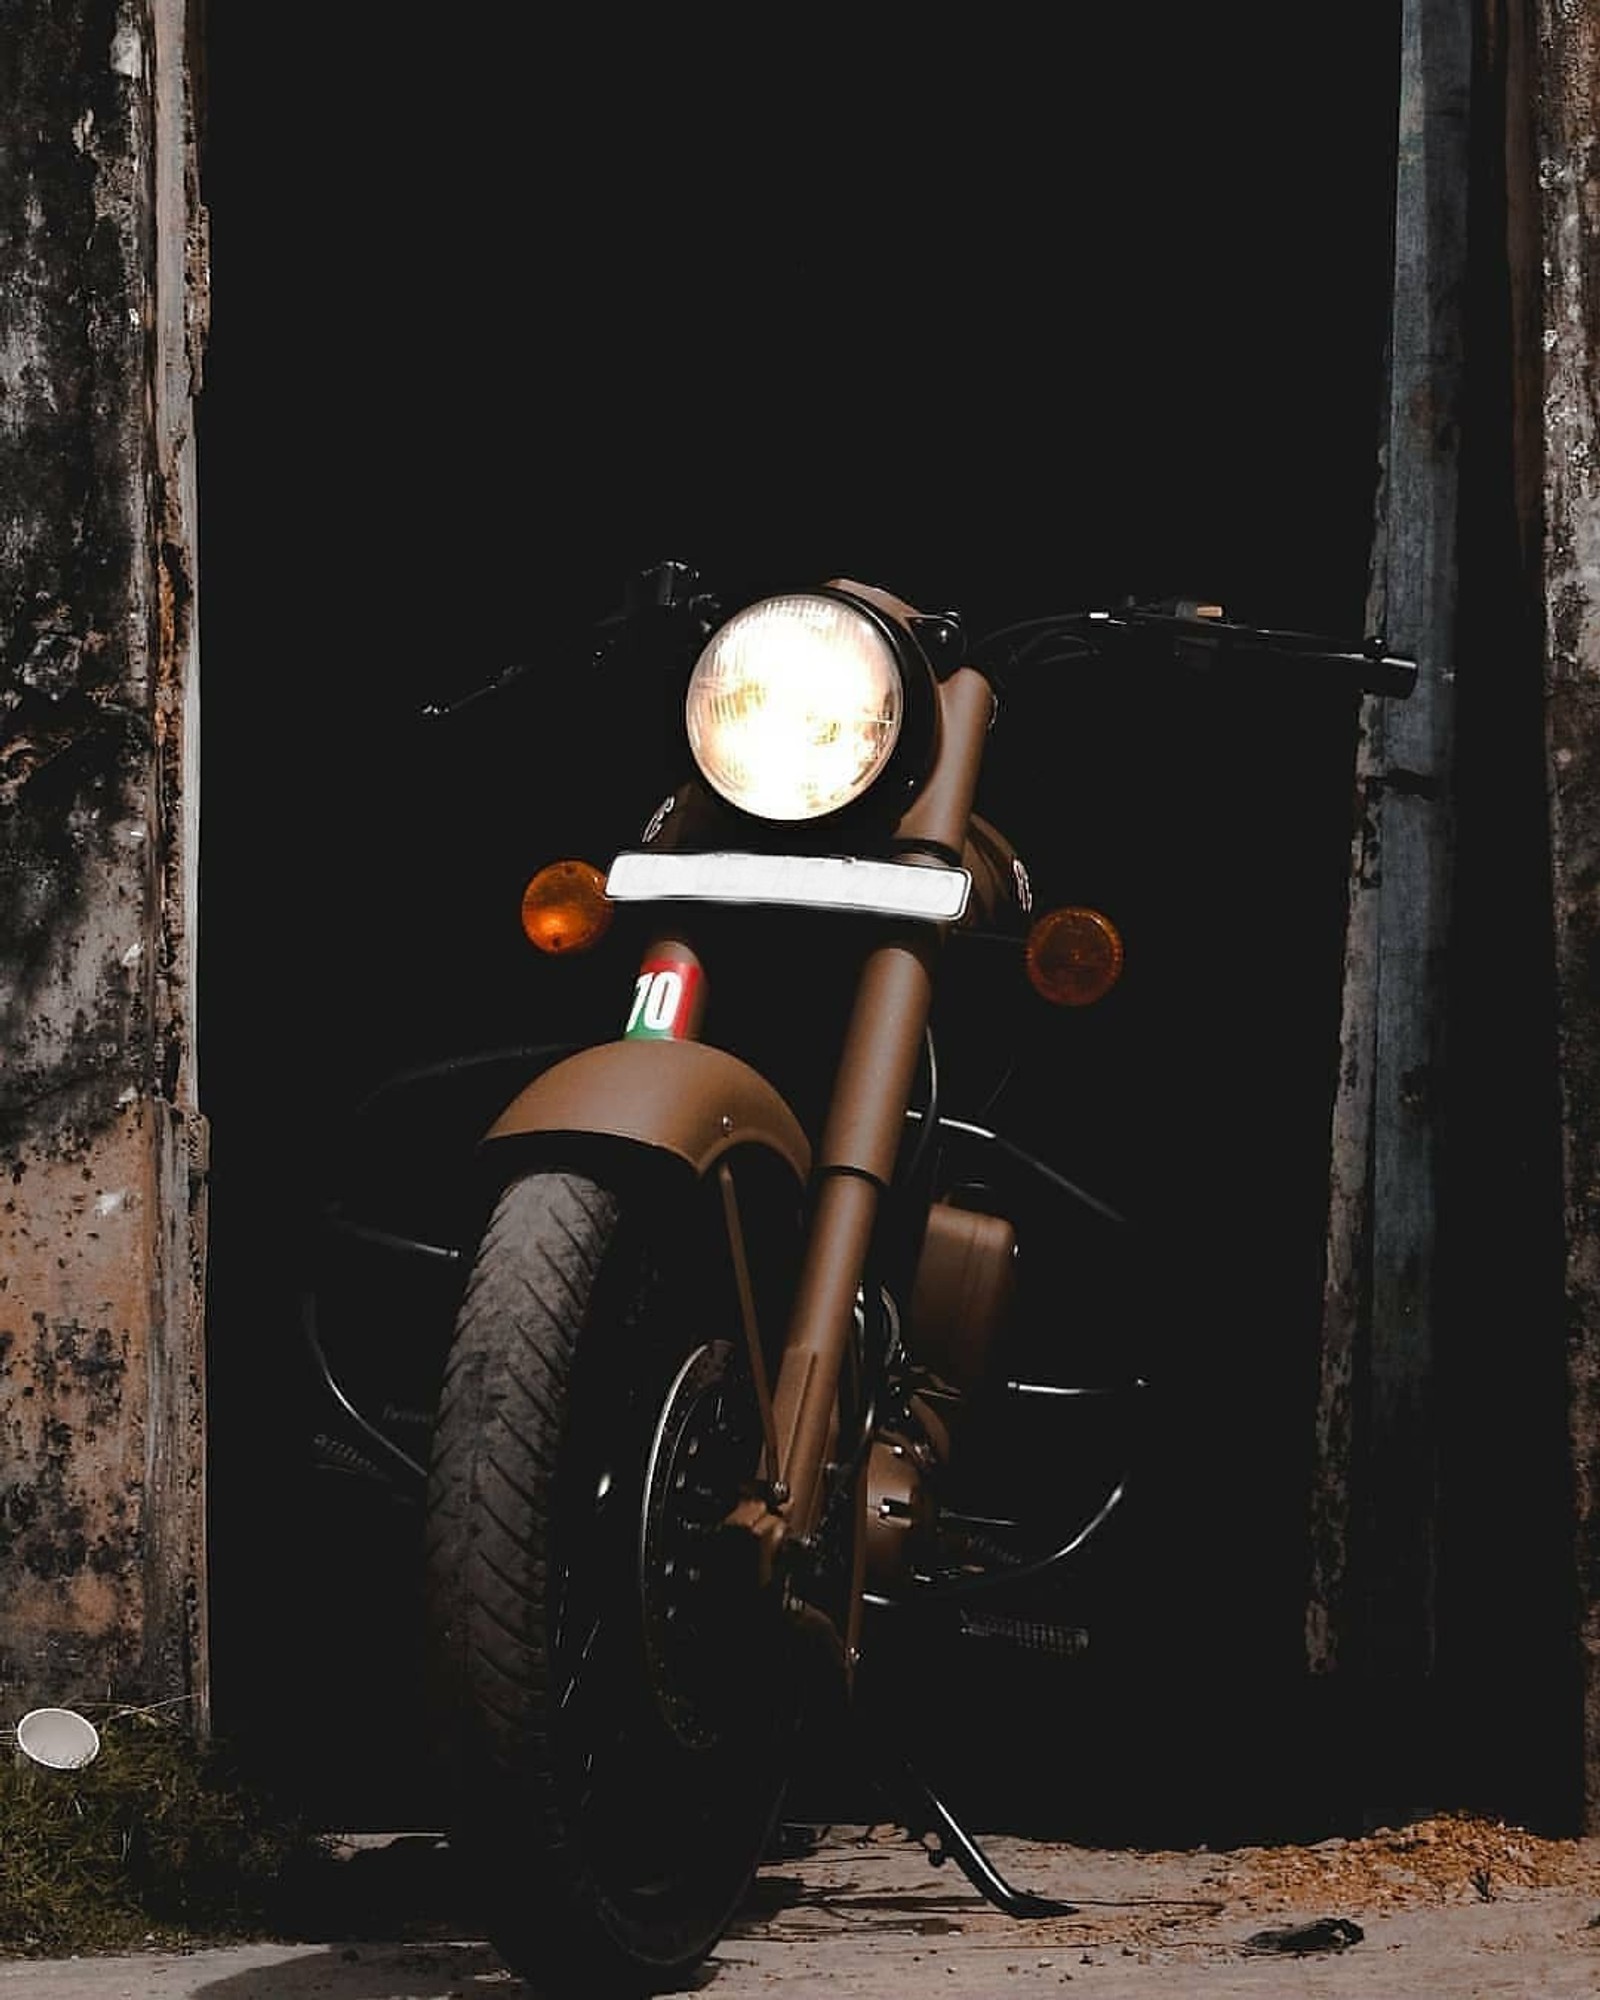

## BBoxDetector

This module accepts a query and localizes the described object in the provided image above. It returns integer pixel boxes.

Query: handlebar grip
[1127,613,1418,699]
[1230,632,1418,700]
[1352,650,1418,699]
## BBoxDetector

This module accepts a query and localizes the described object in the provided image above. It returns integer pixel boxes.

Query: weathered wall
[1305,0,1600,1833]
[1306,0,1470,1810]
[1538,0,1600,1833]
[1310,0,1600,1832]
[0,0,206,1711]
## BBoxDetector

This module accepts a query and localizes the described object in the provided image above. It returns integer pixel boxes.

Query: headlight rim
[684,582,941,830]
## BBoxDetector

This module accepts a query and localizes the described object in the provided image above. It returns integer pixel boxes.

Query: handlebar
[422,573,1419,723]
[1093,606,1417,698]
[973,602,1418,700]
[419,659,540,722]
[420,560,721,723]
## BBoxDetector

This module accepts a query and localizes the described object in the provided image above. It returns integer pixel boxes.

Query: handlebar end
[1364,645,1419,699]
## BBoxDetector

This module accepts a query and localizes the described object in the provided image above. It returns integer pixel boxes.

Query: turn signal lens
[1025,906,1125,1007]
[520,860,613,955]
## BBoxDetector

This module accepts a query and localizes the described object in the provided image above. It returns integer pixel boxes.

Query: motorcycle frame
[479,603,998,1646]
[300,571,1419,1940]
[304,633,1145,1644]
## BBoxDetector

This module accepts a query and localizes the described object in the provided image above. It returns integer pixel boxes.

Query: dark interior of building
[194,12,1417,1840]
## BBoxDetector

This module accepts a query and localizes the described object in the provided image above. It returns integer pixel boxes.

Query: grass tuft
[0,1708,333,1956]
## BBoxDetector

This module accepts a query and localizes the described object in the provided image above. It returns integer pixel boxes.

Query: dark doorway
[196,13,1401,1834]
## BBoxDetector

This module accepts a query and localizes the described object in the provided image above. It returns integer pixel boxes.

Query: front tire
[423,1169,791,1993]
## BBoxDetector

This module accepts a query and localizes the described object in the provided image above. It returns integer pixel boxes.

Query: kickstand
[882,1753,1079,1918]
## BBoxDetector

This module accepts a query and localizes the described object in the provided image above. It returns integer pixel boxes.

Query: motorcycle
[299,562,1414,1991]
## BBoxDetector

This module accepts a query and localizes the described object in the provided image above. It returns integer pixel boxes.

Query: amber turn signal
[520,860,613,954]
[1025,905,1125,1007]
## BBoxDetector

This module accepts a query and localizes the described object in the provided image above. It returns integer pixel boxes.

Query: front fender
[482,1039,812,1187]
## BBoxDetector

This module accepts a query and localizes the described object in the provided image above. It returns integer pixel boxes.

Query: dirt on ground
[1194,1809,1597,1917]
[8,1815,1600,1997]
[701,1814,1600,1997]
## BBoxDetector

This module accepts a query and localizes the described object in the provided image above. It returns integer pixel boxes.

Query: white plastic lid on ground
[15,1706,101,1769]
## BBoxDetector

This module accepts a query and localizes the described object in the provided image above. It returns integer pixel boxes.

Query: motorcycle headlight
[685,593,906,822]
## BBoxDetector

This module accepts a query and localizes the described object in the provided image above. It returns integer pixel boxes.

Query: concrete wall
[0,0,206,1714]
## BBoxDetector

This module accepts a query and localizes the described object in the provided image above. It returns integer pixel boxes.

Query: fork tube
[770,1171,881,1538]
[772,934,937,1537]
[770,666,995,1544]
[769,669,998,1543]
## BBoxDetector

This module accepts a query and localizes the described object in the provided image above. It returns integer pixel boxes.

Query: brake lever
[419,561,724,724]
[419,660,540,722]
[590,557,723,670]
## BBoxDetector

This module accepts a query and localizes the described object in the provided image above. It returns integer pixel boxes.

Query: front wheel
[422,1168,794,1993]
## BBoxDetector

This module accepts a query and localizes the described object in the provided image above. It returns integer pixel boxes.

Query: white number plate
[605,850,971,923]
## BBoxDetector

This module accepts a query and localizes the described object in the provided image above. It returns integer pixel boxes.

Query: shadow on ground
[190,1944,515,2000]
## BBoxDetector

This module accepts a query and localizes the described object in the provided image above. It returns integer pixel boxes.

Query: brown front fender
[482,1039,812,1187]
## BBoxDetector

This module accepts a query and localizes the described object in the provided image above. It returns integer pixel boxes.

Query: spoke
[558,1613,603,1713]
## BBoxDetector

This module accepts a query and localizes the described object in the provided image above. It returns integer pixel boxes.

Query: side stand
[883,1753,1080,1919]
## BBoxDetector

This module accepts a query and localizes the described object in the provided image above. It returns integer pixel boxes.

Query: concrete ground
[7,1817,1600,1998]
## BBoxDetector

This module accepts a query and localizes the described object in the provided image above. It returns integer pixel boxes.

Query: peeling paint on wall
[0,2,206,1715]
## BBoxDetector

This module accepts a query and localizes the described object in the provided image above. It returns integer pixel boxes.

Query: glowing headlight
[685,594,905,821]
